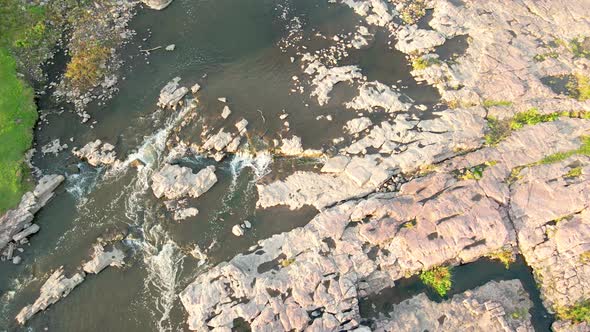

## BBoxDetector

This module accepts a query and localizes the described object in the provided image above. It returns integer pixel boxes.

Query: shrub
[484,116,511,146]
[488,248,515,269]
[420,266,452,297]
[567,73,590,101]
[412,56,441,70]
[65,42,110,90]
[556,301,590,323]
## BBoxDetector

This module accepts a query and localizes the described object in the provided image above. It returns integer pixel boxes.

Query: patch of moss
[483,100,513,108]
[488,248,515,269]
[556,300,590,323]
[420,266,452,297]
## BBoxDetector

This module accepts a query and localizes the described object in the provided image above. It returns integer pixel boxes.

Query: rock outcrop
[73,139,117,167]
[372,280,533,331]
[16,241,125,324]
[0,175,64,254]
[151,164,217,200]
[16,267,85,325]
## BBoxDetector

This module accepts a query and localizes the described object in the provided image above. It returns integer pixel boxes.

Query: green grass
[0,48,37,213]
[510,108,560,130]
[483,100,513,108]
[420,266,452,297]
[556,300,590,323]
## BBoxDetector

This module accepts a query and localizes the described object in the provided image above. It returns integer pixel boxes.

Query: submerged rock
[151,164,217,200]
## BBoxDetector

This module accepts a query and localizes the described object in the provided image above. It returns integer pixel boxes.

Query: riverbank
[0,49,37,213]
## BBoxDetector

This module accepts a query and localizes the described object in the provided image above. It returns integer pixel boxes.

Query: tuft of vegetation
[508,136,590,183]
[565,166,583,178]
[556,300,590,323]
[569,37,590,59]
[455,163,487,181]
[533,51,559,62]
[420,266,452,297]
[0,49,37,213]
[412,56,440,71]
[402,218,417,229]
[483,100,513,108]
[399,0,427,25]
[488,248,515,269]
[510,307,529,320]
[65,42,111,90]
[580,251,590,264]
[484,116,511,146]
[540,136,590,165]
[280,258,295,268]
[566,73,590,101]
[509,108,560,130]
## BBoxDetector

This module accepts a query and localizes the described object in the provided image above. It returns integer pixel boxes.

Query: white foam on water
[65,163,104,205]
[139,225,186,332]
[230,150,273,182]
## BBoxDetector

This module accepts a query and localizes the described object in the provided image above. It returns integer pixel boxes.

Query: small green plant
[566,73,590,101]
[399,0,427,25]
[565,166,583,178]
[280,258,295,268]
[533,51,559,62]
[569,37,590,59]
[556,300,590,323]
[488,248,515,269]
[455,162,495,181]
[510,108,560,130]
[510,307,529,320]
[420,266,452,297]
[483,100,513,108]
[412,56,440,70]
[402,218,417,229]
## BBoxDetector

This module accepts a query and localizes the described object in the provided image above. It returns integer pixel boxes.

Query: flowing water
[0,0,551,331]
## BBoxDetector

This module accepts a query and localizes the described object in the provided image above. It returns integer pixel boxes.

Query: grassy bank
[0,48,38,213]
